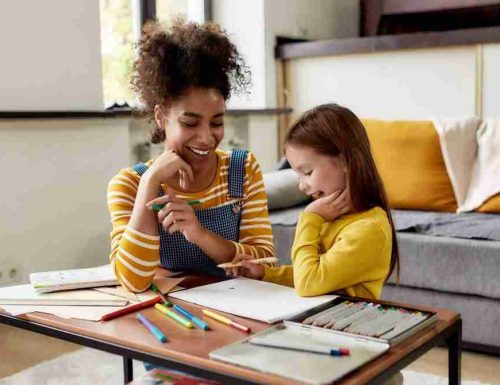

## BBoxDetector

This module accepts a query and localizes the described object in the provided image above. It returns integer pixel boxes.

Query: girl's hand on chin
[147,149,194,186]
[304,188,352,221]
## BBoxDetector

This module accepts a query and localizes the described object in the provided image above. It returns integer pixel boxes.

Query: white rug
[0,348,491,385]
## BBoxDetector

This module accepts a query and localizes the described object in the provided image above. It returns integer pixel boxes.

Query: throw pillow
[362,119,457,212]
[476,193,500,214]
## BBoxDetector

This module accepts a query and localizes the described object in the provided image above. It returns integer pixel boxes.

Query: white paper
[0,304,125,321]
[0,284,128,306]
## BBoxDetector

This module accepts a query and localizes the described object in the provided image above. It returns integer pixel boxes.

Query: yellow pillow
[476,194,500,213]
[362,119,457,212]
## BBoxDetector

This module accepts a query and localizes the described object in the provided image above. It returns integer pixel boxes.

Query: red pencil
[101,296,162,321]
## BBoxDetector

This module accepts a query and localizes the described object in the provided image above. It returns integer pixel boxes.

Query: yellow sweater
[107,150,275,291]
[263,207,391,299]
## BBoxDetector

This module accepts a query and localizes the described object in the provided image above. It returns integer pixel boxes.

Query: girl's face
[155,87,225,165]
[285,144,347,199]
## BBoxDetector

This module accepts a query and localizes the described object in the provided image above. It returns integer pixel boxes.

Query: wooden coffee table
[0,272,461,385]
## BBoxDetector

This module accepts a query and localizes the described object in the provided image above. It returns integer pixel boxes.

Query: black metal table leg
[446,318,462,385]
[123,356,133,384]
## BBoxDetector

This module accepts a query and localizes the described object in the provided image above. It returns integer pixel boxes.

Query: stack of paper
[0,276,185,321]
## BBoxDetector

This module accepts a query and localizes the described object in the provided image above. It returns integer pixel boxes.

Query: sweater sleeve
[291,212,390,297]
[107,168,160,292]
[262,264,294,287]
[232,153,275,259]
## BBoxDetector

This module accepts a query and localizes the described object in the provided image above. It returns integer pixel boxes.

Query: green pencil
[155,303,194,329]
[150,283,172,307]
[151,200,201,212]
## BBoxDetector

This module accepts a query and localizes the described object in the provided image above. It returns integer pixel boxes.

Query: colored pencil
[155,303,194,329]
[217,257,278,269]
[202,309,251,333]
[101,296,162,321]
[150,283,172,307]
[136,313,167,343]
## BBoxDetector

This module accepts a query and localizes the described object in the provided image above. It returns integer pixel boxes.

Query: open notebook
[169,277,337,324]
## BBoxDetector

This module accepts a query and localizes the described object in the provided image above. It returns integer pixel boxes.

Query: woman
[107,20,274,292]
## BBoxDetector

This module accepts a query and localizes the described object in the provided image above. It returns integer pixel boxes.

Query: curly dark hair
[131,19,251,143]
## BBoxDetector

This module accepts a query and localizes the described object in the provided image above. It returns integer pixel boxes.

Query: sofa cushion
[382,284,500,347]
[362,119,457,212]
[390,232,500,300]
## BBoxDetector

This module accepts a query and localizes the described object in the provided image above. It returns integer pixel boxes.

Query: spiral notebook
[169,277,337,323]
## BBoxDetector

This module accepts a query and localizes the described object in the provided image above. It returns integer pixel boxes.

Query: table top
[0,271,460,385]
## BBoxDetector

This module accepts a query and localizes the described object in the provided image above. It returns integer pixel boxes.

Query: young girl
[107,20,274,292]
[228,103,399,300]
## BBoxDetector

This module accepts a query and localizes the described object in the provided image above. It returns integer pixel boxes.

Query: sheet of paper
[93,277,184,301]
[93,286,139,301]
[152,277,185,294]
[0,305,124,321]
[0,284,128,306]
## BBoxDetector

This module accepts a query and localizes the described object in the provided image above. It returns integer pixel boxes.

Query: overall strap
[228,149,248,199]
[132,163,148,176]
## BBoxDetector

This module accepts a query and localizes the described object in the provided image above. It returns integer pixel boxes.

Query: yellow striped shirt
[107,150,275,291]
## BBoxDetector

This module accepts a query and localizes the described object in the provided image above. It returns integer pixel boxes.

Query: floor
[0,323,499,384]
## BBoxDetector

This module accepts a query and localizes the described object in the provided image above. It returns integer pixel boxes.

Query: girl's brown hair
[284,103,399,282]
[131,19,250,143]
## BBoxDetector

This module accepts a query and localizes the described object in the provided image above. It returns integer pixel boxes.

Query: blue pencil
[173,304,210,330]
[136,313,168,343]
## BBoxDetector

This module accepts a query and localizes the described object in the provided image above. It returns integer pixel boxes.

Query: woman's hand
[147,190,204,243]
[224,254,265,280]
[146,149,194,187]
[304,188,352,221]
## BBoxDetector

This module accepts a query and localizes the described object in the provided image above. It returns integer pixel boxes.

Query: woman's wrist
[140,169,161,189]
[188,225,209,245]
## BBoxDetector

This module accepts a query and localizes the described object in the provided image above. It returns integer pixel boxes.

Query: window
[100,0,136,108]
[99,0,209,109]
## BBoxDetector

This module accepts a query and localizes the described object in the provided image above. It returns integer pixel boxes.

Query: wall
[264,0,359,108]
[482,44,500,118]
[212,0,266,109]
[0,119,130,286]
[287,46,478,119]
[213,0,359,109]
[0,0,103,110]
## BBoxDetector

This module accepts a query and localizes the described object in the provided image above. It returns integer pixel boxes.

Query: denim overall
[132,149,247,277]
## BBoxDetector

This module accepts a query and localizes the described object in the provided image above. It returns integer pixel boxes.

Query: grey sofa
[269,204,500,354]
